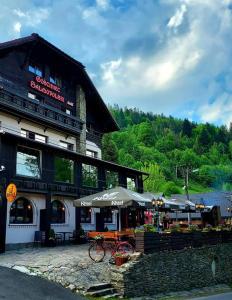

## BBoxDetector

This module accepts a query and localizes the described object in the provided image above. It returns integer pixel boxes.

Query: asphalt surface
[0,266,85,300]
[191,292,232,300]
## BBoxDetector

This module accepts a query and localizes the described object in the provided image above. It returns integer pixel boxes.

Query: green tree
[102,134,118,163]
[142,163,166,192]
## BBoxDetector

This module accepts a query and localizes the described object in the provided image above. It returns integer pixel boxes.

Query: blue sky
[1,0,232,126]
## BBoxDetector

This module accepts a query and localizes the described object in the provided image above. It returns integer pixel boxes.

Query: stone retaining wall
[110,243,232,297]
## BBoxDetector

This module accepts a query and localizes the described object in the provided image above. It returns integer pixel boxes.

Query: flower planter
[48,239,56,247]
[115,256,128,267]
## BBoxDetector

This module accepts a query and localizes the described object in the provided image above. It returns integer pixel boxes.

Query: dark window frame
[80,207,92,223]
[51,200,65,224]
[54,156,74,184]
[16,145,41,179]
[82,164,98,188]
[105,170,119,189]
[28,62,43,77]
[9,197,33,224]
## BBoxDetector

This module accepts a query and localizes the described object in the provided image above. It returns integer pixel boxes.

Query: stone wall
[111,243,232,297]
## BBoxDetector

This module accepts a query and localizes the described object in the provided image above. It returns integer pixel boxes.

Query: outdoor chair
[33,231,46,247]
[55,233,64,245]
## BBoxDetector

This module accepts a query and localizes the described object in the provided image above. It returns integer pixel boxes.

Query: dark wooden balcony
[0,85,84,136]
[12,178,103,197]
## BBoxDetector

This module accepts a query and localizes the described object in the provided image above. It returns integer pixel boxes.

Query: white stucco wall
[6,194,76,244]
[6,193,45,244]
[6,192,118,245]
[51,197,76,236]
[0,111,77,151]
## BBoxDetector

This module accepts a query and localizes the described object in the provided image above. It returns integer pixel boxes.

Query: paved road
[0,266,85,300]
[191,292,232,300]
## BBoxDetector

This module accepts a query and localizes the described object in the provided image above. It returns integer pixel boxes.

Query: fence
[135,231,232,254]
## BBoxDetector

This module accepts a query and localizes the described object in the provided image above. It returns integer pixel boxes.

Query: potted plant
[76,226,86,244]
[114,252,129,266]
[48,229,56,247]
[94,234,104,244]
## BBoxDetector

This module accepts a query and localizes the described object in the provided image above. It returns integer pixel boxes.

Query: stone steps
[85,282,121,298]
[86,283,112,292]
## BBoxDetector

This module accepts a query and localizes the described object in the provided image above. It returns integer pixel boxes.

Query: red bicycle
[88,237,134,263]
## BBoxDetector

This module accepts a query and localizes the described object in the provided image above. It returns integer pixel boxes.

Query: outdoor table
[56,232,73,244]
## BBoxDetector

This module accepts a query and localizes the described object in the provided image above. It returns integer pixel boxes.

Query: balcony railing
[12,178,103,197]
[0,78,84,136]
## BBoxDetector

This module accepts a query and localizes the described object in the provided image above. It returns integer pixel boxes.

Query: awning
[74,187,152,208]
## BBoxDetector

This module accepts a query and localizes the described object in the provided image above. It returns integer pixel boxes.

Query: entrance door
[40,209,47,231]
[95,210,104,231]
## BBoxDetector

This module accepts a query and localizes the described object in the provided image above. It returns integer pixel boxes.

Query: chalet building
[0,33,146,252]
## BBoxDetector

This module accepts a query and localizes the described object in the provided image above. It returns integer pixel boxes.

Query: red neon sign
[30,76,64,103]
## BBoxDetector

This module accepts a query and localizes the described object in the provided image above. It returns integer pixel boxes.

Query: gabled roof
[0,33,119,132]
[172,191,232,217]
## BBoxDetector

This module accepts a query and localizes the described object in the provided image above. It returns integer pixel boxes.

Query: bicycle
[88,236,134,263]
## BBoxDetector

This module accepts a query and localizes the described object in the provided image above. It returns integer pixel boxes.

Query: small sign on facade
[6,183,17,203]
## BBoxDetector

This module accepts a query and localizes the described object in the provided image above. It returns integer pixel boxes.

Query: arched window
[51,200,65,224]
[10,198,33,224]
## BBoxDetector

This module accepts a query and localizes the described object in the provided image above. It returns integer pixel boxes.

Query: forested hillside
[102,105,232,195]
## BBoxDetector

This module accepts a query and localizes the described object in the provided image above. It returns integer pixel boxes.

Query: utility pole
[179,165,199,225]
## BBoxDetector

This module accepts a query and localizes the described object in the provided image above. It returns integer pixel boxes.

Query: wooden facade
[0,34,146,252]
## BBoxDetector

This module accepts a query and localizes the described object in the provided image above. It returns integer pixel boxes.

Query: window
[103,208,113,223]
[16,146,41,178]
[80,207,91,223]
[54,157,74,184]
[49,72,62,87]
[82,164,98,188]
[9,198,33,224]
[28,92,44,102]
[106,170,119,189]
[66,109,71,115]
[28,63,43,77]
[59,141,74,151]
[20,129,47,144]
[51,200,65,223]
[86,149,98,158]
[127,177,136,191]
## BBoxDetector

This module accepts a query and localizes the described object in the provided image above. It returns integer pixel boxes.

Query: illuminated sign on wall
[30,76,64,103]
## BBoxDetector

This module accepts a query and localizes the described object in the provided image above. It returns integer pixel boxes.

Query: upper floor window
[49,72,62,87]
[16,146,41,178]
[59,141,74,151]
[54,157,74,184]
[127,177,136,191]
[86,149,98,158]
[21,129,47,144]
[82,164,98,188]
[9,197,33,224]
[106,170,119,189]
[28,92,44,102]
[51,200,65,224]
[28,63,43,77]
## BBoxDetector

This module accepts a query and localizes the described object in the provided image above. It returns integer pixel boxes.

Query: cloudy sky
[1,0,232,125]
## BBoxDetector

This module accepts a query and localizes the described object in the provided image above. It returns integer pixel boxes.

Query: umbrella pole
[119,207,122,231]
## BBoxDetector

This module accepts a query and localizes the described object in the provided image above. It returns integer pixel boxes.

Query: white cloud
[13,8,49,27]
[96,0,109,11]
[101,58,122,84]
[198,93,232,126]
[167,4,187,28]
[13,22,21,34]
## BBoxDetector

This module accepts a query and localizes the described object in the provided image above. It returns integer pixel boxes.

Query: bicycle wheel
[88,242,105,262]
[116,241,134,255]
